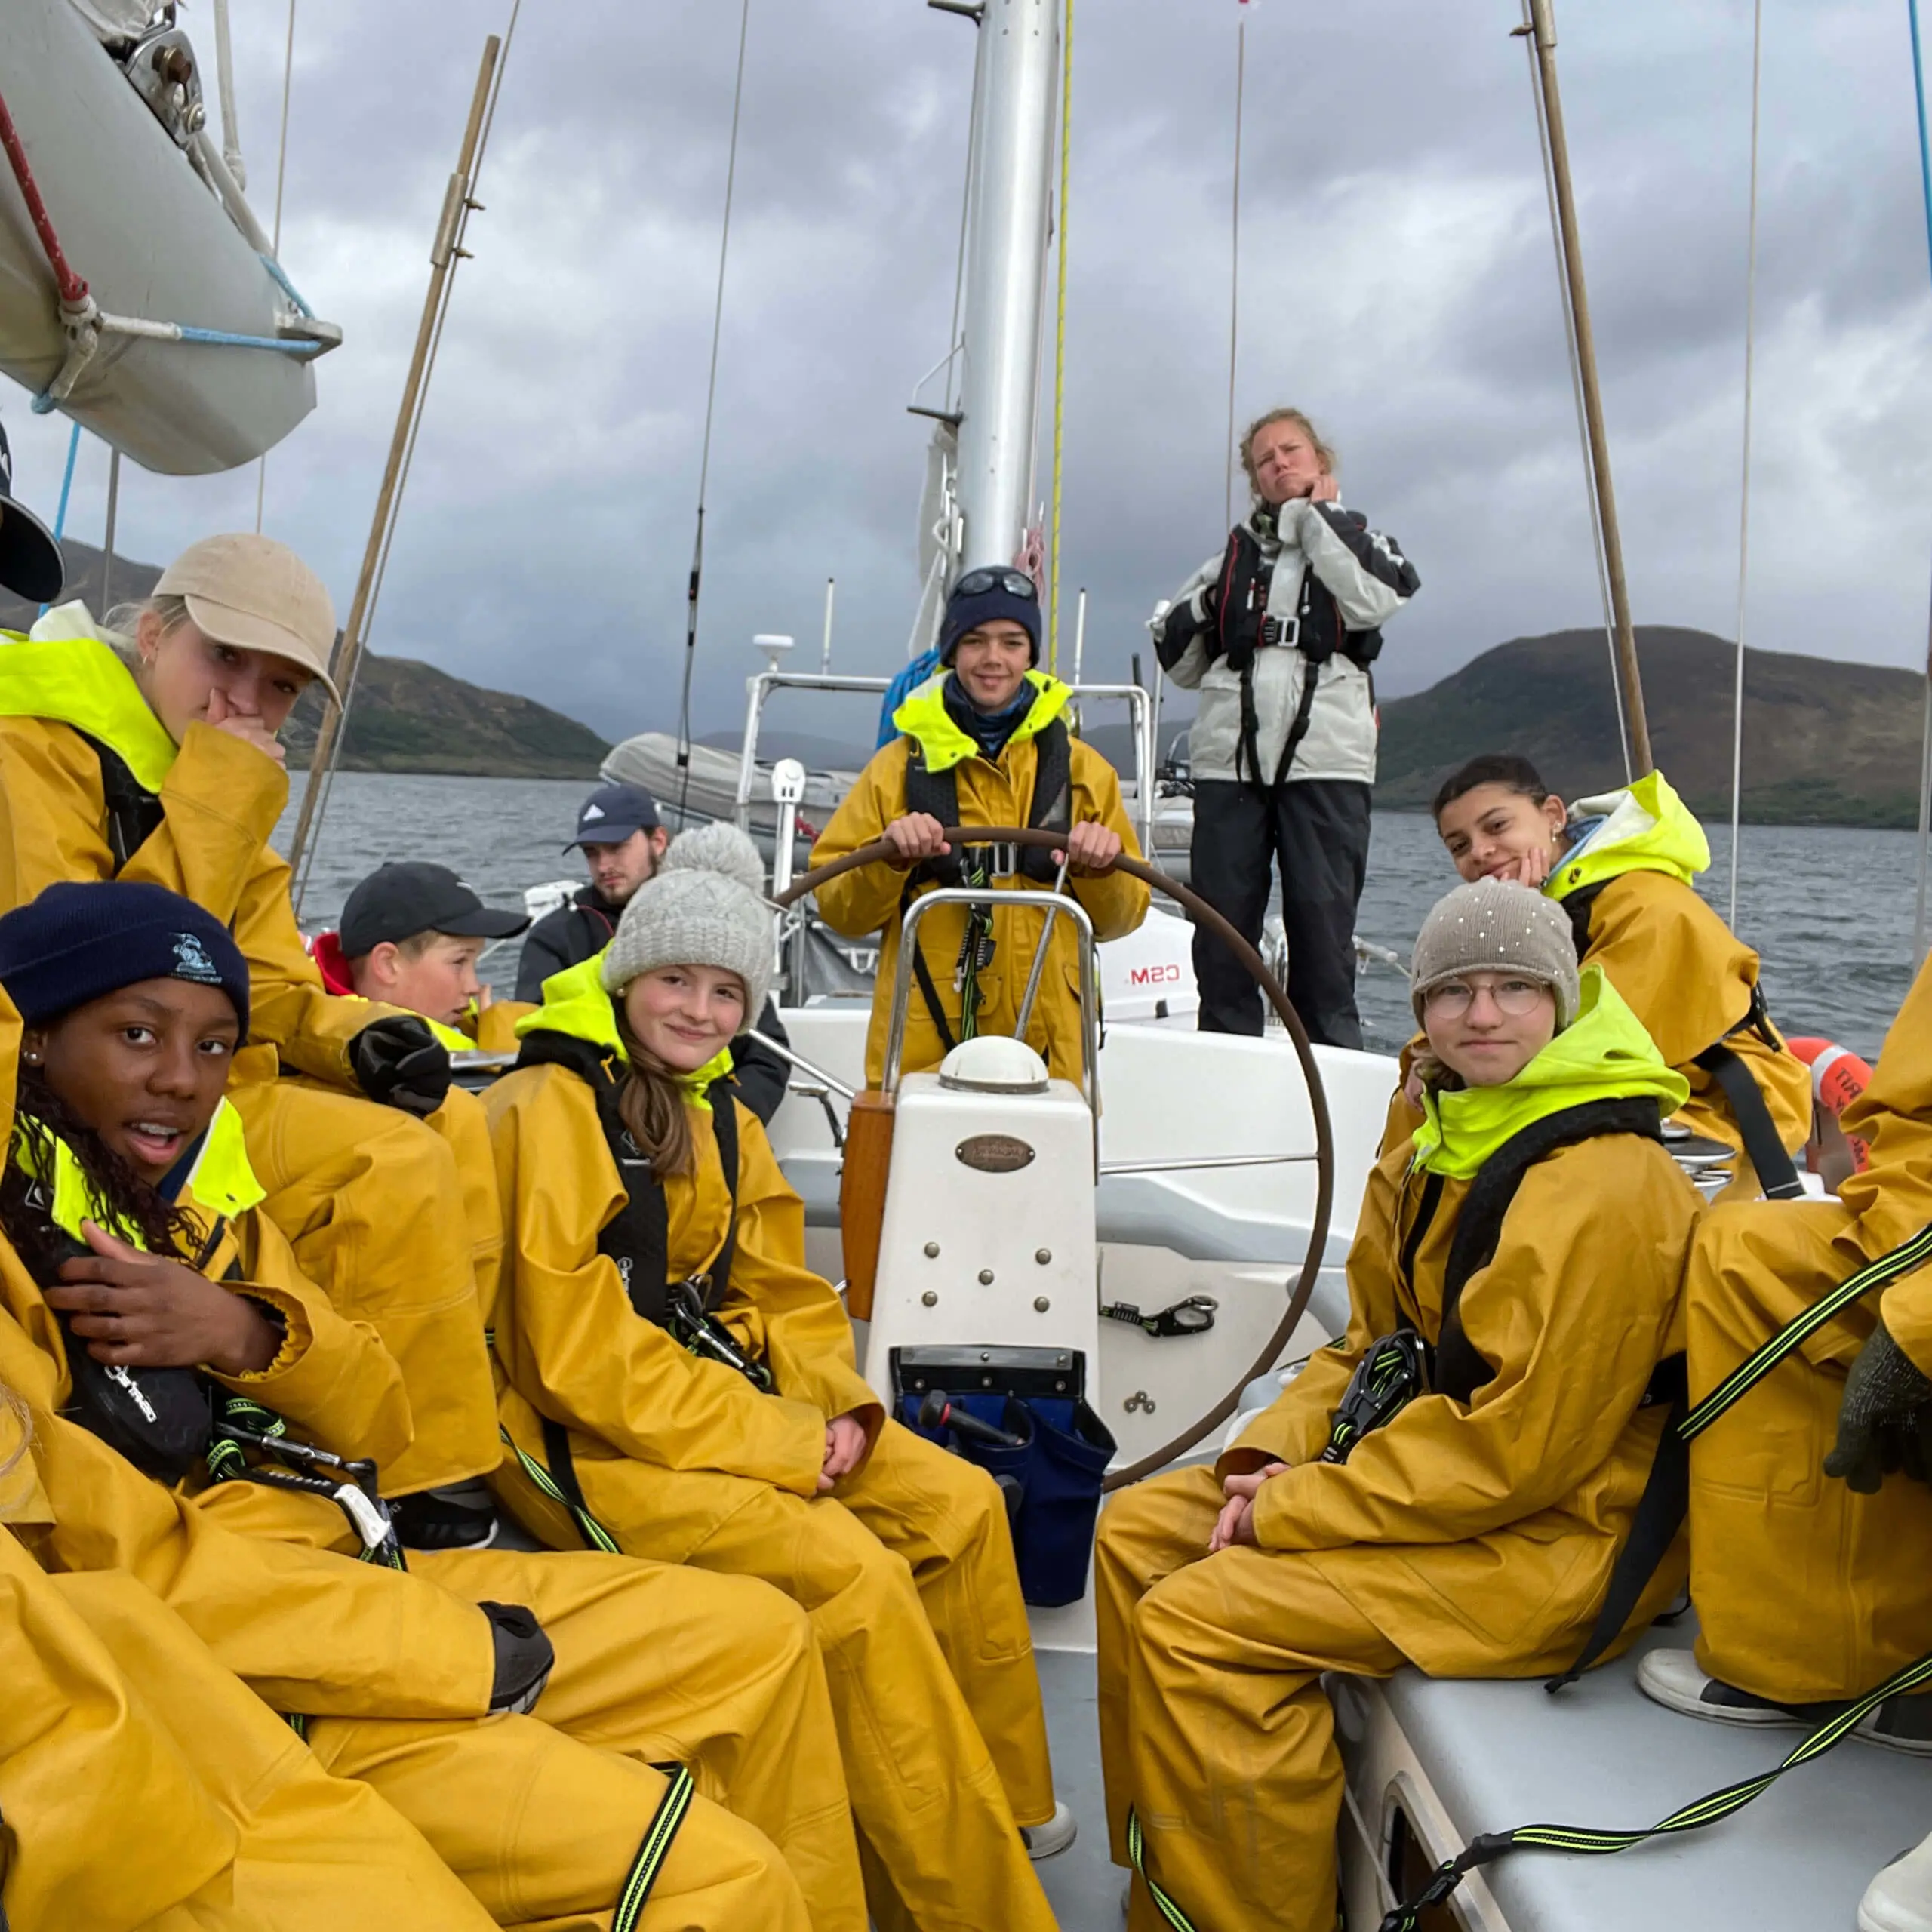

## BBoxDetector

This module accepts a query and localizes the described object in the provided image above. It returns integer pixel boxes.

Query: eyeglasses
[1421,977,1550,1019]
[952,566,1039,602]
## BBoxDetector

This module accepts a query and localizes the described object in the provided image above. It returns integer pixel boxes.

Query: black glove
[1823,1316,1932,1494]
[349,1016,451,1117]
[480,1601,555,1715]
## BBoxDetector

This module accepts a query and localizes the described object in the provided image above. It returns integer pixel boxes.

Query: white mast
[949,0,1060,574]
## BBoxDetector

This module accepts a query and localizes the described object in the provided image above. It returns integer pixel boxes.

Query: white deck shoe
[1860,1830,1932,1932]
[1638,1650,1932,1754]
[1021,1801,1078,1860]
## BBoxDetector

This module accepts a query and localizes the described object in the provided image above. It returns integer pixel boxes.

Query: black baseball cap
[0,420,64,605]
[566,783,661,852]
[338,862,528,957]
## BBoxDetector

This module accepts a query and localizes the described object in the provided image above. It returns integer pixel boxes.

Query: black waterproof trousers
[1189,777,1371,1048]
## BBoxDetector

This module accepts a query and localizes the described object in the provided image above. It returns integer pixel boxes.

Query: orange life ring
[1786,1036,1872,1172]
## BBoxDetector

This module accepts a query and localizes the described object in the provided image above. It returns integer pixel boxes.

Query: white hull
[0,0,318,473]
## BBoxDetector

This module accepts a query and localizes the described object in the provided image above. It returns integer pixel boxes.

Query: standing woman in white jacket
[1152,409,1419,1047]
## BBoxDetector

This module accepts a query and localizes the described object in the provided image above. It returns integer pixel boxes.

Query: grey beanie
[601,821,774,1018]
[1410,878,1580,1029]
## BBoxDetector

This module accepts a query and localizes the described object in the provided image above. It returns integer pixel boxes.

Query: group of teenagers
[0,392,1930,1932]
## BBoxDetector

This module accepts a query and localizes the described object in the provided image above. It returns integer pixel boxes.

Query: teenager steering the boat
[487,823,1067,1931]
[1094,877,1701,1932]
[0,534,505,1541]
[515,783,795,1123]
[0,879,870,1930]
[810,567,1149,1086]
[1428,753,1811,1195]
[1151,407,1420,1048]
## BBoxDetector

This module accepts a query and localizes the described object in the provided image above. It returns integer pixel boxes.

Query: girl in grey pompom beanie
[1409,877,1580,1028]
[601,821,774,1015]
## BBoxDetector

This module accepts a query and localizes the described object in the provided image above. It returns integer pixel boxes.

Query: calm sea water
[275,772,1924,1063]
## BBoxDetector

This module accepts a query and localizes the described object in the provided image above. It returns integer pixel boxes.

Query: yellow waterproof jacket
[489,960,882,1497]
[0,635,425,1088]
[1222,975,1703,1676]
[810,672,1149,1085]
[1544,771,1810,1161]
[1,1433,242,1930]
[5,1100,413,1480]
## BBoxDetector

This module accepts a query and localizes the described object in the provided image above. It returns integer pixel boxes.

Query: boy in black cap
[315,861,528,1050]
[515,786,795,1123]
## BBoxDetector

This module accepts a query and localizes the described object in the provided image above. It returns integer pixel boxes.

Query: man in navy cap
[514,784,666,1004]
[516,783,793,1122]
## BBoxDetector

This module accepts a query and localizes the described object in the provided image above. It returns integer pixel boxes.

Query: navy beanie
[939,582,1041,667]
[0,882,251,1034]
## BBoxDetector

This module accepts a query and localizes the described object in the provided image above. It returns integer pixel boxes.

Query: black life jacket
[83,737,167,875]
[1559,879,1801,1199]
[900,714,1073,890]
[513,1029,739,1325]
[1393,1096,1690,1688]
[1209,521,1383,796]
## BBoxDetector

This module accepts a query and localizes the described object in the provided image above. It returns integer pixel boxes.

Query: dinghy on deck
[0,0,337,473]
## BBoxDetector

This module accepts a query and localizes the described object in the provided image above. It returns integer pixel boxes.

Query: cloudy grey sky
[10,0,1932,746]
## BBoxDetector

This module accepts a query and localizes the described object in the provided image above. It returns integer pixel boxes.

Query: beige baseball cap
[155,533,342,704]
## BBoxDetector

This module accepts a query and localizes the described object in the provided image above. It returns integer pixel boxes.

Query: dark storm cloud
[8,0,1931,744]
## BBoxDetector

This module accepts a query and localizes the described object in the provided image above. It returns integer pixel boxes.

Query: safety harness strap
[501,1420,624,1556]
[1379,1644,1932,1931]
[512,1030,739,1323]
[1124,1805,1199,1932]
[1694,1040,1804,1199]
[82,734,166,874]
[612,1767,697,1932]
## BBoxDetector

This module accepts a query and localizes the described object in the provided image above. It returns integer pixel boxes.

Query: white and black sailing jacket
[1153,497,1417,789]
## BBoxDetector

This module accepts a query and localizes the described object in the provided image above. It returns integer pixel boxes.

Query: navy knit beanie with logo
[0,881,251,1033]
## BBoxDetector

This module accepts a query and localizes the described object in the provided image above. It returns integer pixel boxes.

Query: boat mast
[1521,0,1654,777]
[947,0,1060,576]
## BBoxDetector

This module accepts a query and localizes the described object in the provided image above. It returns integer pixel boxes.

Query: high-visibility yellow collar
[1411,968,1691,1180]
[1545,768,1709,903]
[891,669,1070,775]
[0,634,178,793]
[13,1097,263,1251]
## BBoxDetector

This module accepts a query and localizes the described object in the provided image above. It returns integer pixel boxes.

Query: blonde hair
[613,1004,697,1182]
[1238,408,1337,501]
[102,595,193,673]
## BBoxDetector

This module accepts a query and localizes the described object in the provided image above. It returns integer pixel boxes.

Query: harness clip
[334,1481,394,1552]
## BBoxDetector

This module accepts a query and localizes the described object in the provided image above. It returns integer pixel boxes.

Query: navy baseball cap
[339,863,528,956]
[566,783,661,852]
[0,420,64,605]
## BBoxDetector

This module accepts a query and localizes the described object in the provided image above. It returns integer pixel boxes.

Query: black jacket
[514,884,792,1125]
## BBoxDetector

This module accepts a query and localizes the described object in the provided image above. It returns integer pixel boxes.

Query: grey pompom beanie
[1410,878,1580,1029]
[601,822,774,1018]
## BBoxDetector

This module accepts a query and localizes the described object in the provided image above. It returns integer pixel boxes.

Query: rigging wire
[290,7,521,912]
[1224,14,1246,531]
[255,0,299,535]
[1910,0,1932,971]
[1047,0,1074,672]
[675,0,754,829]
[1519,2,1630,782]
[1727,0,1764,931]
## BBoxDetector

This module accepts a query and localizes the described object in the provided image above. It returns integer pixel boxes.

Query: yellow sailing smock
[810,670,1149,1087]
[1096,970,1701,1932]
[488,957,1062,1932]
[0,633,497,1494]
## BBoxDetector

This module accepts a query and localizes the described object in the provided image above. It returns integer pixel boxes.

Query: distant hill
[1377,626,1926,828]
[0,539,608,781]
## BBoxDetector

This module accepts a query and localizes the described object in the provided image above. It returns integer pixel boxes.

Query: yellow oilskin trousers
[8,1349,826,1932]
[229,1060,500,1495]
[488,1061,1057,1932]
[809,674,1149,1087]
[0,697,503,1497]
[1838,946,1932,1263]
[1097,1118,1697,1932]
[1684,1196,1932,1704]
